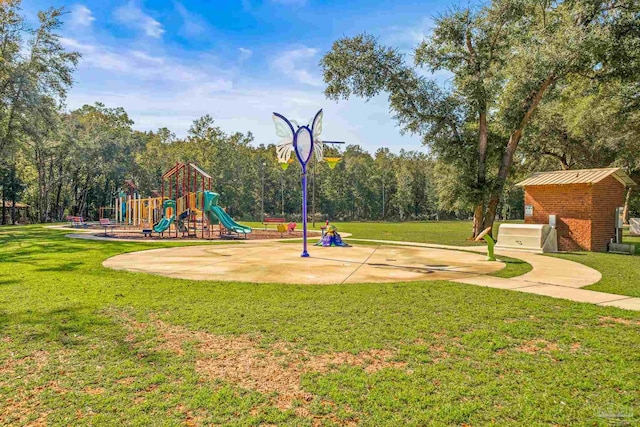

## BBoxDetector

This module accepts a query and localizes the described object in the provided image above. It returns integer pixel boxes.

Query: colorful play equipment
[99,162,252,238]
[272,109,344,257]
[100,179,163,228]
[153,199,175,234]
[475,226,496,261]
[315,223,350,247]
[203,191,252,237]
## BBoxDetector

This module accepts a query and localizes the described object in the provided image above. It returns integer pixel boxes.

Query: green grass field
[248,220,512,246]
[0,224,638,426]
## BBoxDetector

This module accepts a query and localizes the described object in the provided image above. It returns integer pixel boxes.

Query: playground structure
[99,162,253,239]
[99,179,163,228]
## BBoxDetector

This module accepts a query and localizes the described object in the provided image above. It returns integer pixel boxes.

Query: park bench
[99,218,116,236]
[142,228,153,238]
[263,217,286,230]
[67,216,88,228]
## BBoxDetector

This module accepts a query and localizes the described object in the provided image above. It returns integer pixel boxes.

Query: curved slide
[203,191,252,236]
[153,216,174,233]
[153,199,175,233]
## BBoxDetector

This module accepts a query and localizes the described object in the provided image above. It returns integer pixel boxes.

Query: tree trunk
[622,187,631,225]
[483,74,558,235]
[54,178,63,221]
[1,180,5,225]
[472,202,485,237]
[9,164,16,225]
[35,147,47,223]
[472,110,489,237]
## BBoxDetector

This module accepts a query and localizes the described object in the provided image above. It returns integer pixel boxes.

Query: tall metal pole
[382,157,385,220]
[301,165,309,257]
[261,161,266,220]
[312,160,316,227]
[281,171,285,216]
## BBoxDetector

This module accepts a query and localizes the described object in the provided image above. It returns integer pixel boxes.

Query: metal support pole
[261,161,266,220]
[312,160,316,227]
[301,167,309,257]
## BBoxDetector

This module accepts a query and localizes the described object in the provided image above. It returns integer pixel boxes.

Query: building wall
[590,176,626,252]
[524,183,593,251]
[523,177,626,251]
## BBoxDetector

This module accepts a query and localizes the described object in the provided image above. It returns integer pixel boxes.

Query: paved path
[350,239,640,312]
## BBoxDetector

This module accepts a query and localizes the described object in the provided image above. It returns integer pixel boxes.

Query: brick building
[516,168,636,252]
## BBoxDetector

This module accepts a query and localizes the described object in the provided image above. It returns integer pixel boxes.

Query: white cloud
[59,37,228,84]
[174,2,208,37]
[60,37,95,52]
[383,18,434,49]
[238,47,253,62]
[129,50,164,64]
[114,1,165,38]
[66,80,423,153]
[60,40,422,154]
[271,47,323,87]
[61,37,129,72]
[69,4,95,28]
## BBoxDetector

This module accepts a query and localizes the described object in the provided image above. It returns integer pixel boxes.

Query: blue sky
[25,0,449,152]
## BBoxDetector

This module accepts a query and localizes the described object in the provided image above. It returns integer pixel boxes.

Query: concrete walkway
[350,239,640,312]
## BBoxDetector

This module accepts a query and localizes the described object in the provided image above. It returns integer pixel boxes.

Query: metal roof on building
[516,167,636,187]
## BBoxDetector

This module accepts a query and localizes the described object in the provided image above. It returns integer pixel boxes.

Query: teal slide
[153,199,175,233]
[203,191,252,236]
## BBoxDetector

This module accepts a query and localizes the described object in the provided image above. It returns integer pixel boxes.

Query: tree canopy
[321,0,640,235]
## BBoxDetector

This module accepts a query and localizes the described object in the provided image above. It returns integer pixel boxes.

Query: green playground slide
[153,199,175,233]
[203,191,252,235]
[153,215,174,233]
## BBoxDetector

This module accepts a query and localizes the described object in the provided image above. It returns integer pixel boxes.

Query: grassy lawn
[0,225,638,426]
[247,220,524,246]
[551,232,640,298]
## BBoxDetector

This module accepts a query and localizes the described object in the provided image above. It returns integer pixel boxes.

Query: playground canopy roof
[517,167,636,188]
[189,163,212,179]
[162,162,212,180]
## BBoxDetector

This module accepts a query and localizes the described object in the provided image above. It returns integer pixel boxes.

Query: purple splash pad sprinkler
[272,110,343,258]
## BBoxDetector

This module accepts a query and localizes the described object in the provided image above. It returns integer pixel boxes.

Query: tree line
[2,100,480,223]
[1,0,639,227]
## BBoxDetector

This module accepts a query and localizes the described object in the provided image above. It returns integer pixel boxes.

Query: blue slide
[203,191,252,236]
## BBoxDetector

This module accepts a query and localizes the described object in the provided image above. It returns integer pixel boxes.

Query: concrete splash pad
[103,243,504,285]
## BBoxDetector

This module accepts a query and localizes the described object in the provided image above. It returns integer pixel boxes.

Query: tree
[521,77,640,222]
[0,3,79,156]
[321,0,640,237]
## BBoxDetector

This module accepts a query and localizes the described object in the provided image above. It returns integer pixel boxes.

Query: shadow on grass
[36,261,85,272]
[1,304,119,348]
[0,229,87,263]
